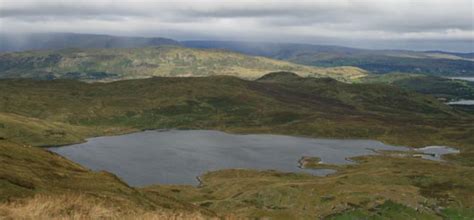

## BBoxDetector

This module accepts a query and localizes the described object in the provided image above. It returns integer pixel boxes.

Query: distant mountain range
[183,41,474,61]
[0,33,474,76]
[0,33,180,51]
[1,33,473,77]
[183,41,474,76]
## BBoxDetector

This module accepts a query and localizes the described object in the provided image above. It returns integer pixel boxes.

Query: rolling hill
[2,33,472,77]
[0,46,367,82]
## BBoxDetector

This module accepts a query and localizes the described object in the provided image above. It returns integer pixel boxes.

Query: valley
[1,1,473,218]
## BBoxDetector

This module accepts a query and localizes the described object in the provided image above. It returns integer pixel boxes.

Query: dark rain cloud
[0,0,472,51]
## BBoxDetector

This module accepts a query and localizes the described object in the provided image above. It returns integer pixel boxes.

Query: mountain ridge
[183,40,474,76]
[0,46,368,82]
[2,33,472,77]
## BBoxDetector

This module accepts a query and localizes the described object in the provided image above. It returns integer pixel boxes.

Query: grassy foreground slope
[146,153,474,219]
[0,139,217,219]
[0,46,367,82]
[0,74,473,218]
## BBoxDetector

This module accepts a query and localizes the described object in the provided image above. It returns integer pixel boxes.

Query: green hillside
[2,33,472,78]
[0,139,216,219]
[0,75,473,218]
[361,73,474,101]
[184,41,474,76]
[0,46,367,82]
[0,75,468,147]
[288,51,474,76]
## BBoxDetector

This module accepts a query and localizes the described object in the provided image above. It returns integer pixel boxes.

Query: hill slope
[183,41,474,76]
[361,73,474,101]
[4,33,471,77]
[0,75,470,148]
[0,139,216,219]
[0,46,367,82]
[2,33,472,77]
[0,75,473,218]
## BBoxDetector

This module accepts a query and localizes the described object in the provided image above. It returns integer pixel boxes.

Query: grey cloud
[0,0,472,51]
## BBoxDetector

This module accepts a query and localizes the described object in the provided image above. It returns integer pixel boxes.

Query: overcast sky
[0,0,473,52]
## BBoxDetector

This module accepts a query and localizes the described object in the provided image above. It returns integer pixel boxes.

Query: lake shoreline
[49,129,460,186]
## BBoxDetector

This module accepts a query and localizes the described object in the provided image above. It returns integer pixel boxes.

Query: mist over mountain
[0,33,179,52]
[2,0,472,52]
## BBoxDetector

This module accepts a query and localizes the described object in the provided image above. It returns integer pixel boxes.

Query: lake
[447,100,474,105]
[449,77,474,82]
[444,77,474,105]
[49,130,458,186]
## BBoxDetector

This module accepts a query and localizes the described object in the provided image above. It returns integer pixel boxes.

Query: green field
[0,73,473,218]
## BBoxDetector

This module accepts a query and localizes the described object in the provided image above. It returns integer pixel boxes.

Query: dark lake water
[49,130,458,186]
